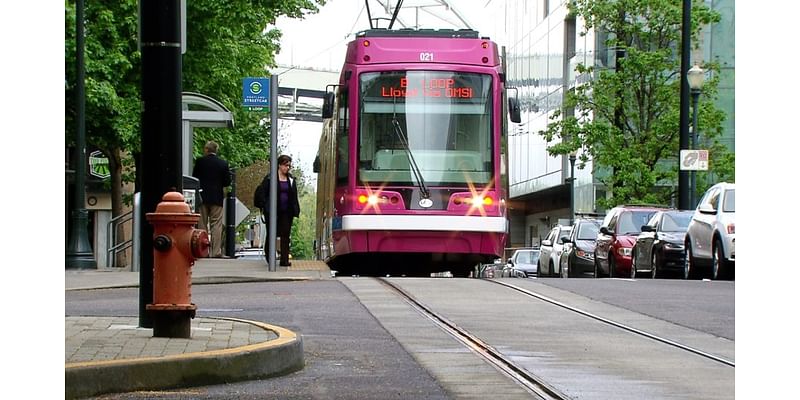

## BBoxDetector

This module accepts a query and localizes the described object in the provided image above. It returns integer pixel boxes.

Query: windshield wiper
[391,117,430,200]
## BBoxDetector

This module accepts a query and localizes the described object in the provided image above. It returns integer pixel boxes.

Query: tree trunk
[108,147,129,268]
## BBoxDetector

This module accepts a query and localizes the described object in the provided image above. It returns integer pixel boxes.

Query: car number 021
[419,52,434,62]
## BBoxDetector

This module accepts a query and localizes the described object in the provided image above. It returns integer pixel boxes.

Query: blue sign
[242,77,270,108]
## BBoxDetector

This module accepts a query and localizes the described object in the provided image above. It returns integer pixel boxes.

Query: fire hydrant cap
[155,192,192,214]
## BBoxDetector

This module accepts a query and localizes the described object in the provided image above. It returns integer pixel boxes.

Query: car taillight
[727,223,735,234]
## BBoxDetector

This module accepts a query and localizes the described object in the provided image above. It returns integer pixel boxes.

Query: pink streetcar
[314,28,521,277]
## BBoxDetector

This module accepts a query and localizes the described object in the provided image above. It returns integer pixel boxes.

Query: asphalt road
[66,276,735,399]
[532,277,735,340]
[66,281,451,399]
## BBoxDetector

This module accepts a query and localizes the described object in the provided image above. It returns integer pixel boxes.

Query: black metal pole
[268,76,279,271]
[569,154,576,225]
[225,169,236,257]
[690,90,700,208]
[678,0,691,210]
[66,0,97,270]
[139,0,182,328]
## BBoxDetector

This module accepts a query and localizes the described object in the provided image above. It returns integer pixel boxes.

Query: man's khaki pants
[199,204,224,257]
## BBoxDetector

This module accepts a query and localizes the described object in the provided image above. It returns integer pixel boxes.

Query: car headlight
[576,250,594,260]
[617,247,632,257]
[664,242,684,250]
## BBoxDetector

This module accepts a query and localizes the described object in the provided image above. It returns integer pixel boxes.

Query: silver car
[684,182,735,280]
[504,249,541,278]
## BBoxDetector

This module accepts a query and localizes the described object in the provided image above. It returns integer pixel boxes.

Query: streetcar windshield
[358,71,493,186]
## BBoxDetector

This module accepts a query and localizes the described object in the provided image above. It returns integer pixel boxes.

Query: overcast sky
[274,0,499,70]
[272,0,500,183]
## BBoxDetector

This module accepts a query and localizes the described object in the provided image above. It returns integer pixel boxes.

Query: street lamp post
[66,0,97,269]
[569,152,577,225]
[687,64,705,208]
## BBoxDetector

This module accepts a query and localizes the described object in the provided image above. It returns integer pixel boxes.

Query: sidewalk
[65,258,331,399]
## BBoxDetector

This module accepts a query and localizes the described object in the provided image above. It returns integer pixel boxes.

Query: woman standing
[258,155,301,266]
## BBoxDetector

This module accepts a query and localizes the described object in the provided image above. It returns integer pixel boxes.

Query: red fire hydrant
[145,191,209,338]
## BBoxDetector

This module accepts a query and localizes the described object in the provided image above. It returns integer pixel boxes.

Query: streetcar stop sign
[89,150,111,179]
[242,77,270,108]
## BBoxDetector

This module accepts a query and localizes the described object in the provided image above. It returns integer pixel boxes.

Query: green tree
[291,179,317,260]
[65,0,325,263]
[539,0,732,208]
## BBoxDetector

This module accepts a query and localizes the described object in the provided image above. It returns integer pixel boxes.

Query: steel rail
[491,280,735,368]
[377,278,571,400]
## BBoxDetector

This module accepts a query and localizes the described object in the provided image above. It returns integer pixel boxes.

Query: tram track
[377,277,571,400]
[489,280,735,368]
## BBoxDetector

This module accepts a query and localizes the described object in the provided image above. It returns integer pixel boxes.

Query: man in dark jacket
[192,141,231,258]
[258,154,301,266]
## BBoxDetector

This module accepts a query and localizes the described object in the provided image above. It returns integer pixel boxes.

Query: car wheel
[608,256,615,278]
[684,240,693,280]
[593,258,601,278]
[651,250,659,279]
[712,238,726,280]
[549,261,556,278]
[630,248,637,279]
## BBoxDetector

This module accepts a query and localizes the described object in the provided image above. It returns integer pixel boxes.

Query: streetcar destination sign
[380,77,475,99]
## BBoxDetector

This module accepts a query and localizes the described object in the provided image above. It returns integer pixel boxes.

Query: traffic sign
[680,150,709,171]
[242,77,270,108]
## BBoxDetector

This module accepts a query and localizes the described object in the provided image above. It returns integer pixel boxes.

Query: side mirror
[641,225,654,232]
[322,92,335,119]
[508,97,521,123]
[698,203,715,214]
[541,239,552,247]
[313,155,321,173]
[559,236,570,244]
[599,226,611,235]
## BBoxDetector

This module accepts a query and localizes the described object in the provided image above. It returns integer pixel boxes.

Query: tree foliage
[539,0,732,208]
[65,0,325,211]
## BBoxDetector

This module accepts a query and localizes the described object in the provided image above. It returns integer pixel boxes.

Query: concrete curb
[65,317,304,399]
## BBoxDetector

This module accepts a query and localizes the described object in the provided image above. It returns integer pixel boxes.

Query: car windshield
[723,189,735,212]
[516,251,539,264]
[618,210,658,234]
[577,222,600,240]
[661,213,692,232]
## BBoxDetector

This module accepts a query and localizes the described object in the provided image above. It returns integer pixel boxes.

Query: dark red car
[594,205,670,278]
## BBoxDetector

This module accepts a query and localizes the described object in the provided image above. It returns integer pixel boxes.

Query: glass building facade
[483,0,734,247]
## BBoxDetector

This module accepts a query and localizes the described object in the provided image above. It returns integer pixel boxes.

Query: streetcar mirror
[508,97,521,123]
[313,155,321,173]
[322,92,335,119]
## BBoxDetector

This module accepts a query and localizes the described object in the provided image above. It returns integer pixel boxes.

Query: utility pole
[139,0,183,328]
[66,0,97,270]
[678,0,692,210]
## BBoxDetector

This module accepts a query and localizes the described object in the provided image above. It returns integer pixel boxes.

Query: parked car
[595,205,670,278]
[631,210,694,279]
[559,218,602,278]
[684,182,735,280]
[504,248,541,278]
[538,225,572,277]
